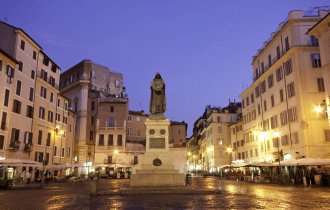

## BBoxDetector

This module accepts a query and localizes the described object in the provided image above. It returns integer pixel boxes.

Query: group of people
[18,170,32,186]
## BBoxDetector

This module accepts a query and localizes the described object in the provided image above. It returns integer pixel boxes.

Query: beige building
[187,102,241,172]
[0,21,76,179]
[60,60,127,170]
[0,49,18,161]
[308,12,330,124]
[240,10,330,164]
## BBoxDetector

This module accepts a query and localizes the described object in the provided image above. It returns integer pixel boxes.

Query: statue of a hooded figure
[150,73,166,119]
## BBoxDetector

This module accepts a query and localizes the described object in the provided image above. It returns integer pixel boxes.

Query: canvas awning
[273,158,330,166]
[0,158,42,167]
[247,161,274,167]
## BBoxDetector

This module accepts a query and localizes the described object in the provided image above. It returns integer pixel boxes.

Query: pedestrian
[21,170,26,187]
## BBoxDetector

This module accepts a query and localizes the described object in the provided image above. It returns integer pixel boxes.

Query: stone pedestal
[130,118,186,187]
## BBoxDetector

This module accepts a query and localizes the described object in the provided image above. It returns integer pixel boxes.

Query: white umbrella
[0,158,42,167]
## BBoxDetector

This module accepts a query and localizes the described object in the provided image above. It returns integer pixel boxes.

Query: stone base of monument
[130,151,186,187]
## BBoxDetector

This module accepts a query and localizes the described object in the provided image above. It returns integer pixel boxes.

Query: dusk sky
[1,1,328,136]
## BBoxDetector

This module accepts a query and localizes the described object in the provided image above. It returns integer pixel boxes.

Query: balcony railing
[23,143,32,152]
[9,141,20,151]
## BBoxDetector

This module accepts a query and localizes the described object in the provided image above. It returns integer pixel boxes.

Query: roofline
[0,48,19,64]
[307,11,330,34]
[40,50,61,70]
[0,20,43,50]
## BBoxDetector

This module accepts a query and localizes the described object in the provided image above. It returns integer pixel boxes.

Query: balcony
[23,143,32,153]
[9,141,20,151]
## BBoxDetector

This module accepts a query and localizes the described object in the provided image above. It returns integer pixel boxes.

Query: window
[20,40,25,50]
[280,110,288,125]
[108,117,115,127]
[133,156,138,164]
[263,100,267,111]
[311,54,321,68]
[49,76,55,87]
[107,156,112,164]
[268,74,274,88]
[6,65,14,83]
[255,86,260,98]
[288,107,297,122]
[268,54,272,67]
[28,88,34,101]
[63,116,67,124]
[43,57,49,66]
[99,134,104,145]
[257,104,261,115]
[61,148,65,157]
[276,46,281,59]
[108,135,114,146]
[246,97,249,106]
[35,152,43,163]
[127,128,131,136]
[13,99,22,114]
[46,133,51,146]
[33,51,37,60]
[4,89,10,106]
[24,132,32,144]
[261,62,265,73]
[271,95,275,107]
[325,130,330,142]
[285,37,289,51]
[1,112,7,130]
[128,116,132,121]
[45,153,49,165]
[260,81,266,93]
[0,135,4,150]
[39,107,45,119]
[89,131,94,141]
[48,111,53,123]
[40,86,47,99]
[110,106,114,112]
[118,135,123,146]
[91,116,94,125]
[284,59,292,75]
[115,80,120,87]
[16,80,22,96]
[26,105,33,118]
[40,69,48,81]
[251,94,254,103]
[11,128,20,142]
[38,130,43,145]
[317,78,325,92]
[281,135,289,146]
[292,132,299,144]
[270,115,278,129]
[280,89,284,102]
[51,64,57,73]
[276,67,283,82]
[310,35,319,46]
[91,101,95,111]
[287,82,295,98]
[18,61,23,71]
[31,70,35,79]
[56,113,60,121]
[255,148,258,157]
[67,147,71,157]
[50,92,54,102]
[54,146,57,156]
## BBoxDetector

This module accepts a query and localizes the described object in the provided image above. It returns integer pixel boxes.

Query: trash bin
[186,174,192,185]
[89,179,98,195]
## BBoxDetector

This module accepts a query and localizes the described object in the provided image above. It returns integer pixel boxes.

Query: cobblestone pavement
[1,177,330,209]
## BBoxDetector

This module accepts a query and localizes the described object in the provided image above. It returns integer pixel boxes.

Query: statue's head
[154,72,163,80]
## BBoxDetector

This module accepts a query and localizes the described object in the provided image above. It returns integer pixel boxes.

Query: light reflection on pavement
[0,177,329,209]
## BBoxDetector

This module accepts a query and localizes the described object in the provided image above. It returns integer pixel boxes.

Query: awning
[247,161,274,167]
[0,158,42,167]
[273,158,330,166]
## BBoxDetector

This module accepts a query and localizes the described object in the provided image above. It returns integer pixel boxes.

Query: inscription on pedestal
[149,138,165,148]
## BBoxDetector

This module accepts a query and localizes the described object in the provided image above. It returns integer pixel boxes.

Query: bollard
[186,174,192,185]
[90,179,98,196]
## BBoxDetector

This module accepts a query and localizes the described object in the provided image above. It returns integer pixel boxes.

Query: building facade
[240,10,330,164]
[187,102,241,172]
[0,21,76,177]
[60,59,127,170]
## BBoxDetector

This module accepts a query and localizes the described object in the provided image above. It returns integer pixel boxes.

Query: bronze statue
[150,73,166,118]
